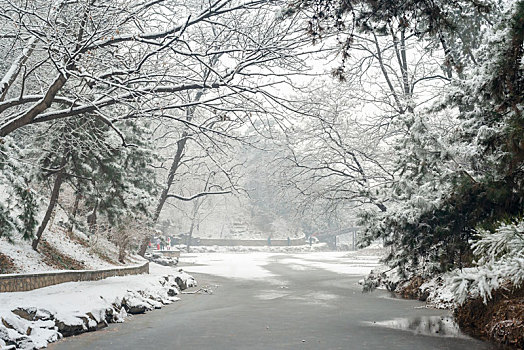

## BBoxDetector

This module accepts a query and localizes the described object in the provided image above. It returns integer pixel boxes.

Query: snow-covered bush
[449,220,524,304]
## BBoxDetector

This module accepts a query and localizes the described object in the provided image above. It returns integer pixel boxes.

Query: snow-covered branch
[166,190,232,201]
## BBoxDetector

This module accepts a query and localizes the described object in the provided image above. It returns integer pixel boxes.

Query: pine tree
[360,0,524,278]
[0,137,38,240]
[29,116,158,250]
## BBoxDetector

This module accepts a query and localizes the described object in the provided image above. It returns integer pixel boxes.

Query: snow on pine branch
[449,220,524,304]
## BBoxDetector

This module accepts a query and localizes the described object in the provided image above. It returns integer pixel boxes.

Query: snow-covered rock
[144,252,178,267]
[419,277,456,309]
[0,267,197,349]
[174,269,197,290]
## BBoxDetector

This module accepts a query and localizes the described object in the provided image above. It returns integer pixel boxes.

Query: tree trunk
[138,86,207,257]
[375,202,387,212]
[154,135,188,221]
[86,199,98,235]
[67,192,81,235]
[138,135,188,256]
[186,220,196,253]
[117,228,129,264]
[32,157,67,251]
[0,37,37,102]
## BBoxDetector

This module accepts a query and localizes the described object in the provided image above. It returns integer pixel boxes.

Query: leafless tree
[0,0,314,139]
[280,19,450,215]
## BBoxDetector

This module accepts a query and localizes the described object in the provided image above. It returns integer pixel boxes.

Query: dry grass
[65,230,90,248]
[91,247,118,265]
[455,284,524,349]
[397,276,427,300]
[0,252,16,274]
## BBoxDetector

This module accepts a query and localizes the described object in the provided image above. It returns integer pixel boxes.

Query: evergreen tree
[29,116,158,250]
[0,137,38,240]
[361,0,523,277]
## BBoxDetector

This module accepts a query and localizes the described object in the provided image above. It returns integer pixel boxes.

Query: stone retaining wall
[195,237,306,247]
[0,262,149,293]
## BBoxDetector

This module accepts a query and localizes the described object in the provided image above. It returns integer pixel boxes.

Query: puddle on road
[366,316,470,339]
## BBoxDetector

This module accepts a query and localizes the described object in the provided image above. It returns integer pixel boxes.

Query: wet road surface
[50,254,498,350]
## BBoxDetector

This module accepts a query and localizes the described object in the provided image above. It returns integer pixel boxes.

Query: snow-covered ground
[0,236,53,273]
[0,201,147,275]
[176,242,330,254]
[0,264,196,349]
[0,246,385,349]
[179,249,384,282]
[0,227,139,274]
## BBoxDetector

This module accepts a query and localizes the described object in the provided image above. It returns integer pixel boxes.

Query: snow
[0,236,53,273]
[0,263,196,349]
[0,216,144,274]
[280,257,379,276]
[179,249,383,282]
[279,251,381,276]
[447,219,524,305]
[255,290,290,300]
[43,228,120,269]
[180,252,278,280]
[420,277,456,309]
[367,316,469,339]
[0,37,37,97]
[176,243,329,254]
[288,292,340,306]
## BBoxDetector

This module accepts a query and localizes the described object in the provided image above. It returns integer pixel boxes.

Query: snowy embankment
[0,264,196,350]
[0,227,142,274]
[362,265,524,348]
[362,266,456,309]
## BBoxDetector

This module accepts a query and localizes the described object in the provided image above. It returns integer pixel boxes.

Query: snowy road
[50,252,497,350]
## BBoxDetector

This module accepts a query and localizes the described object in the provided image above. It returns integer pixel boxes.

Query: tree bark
[86,199,98,235]
[138,86,207,257]
[375,202,387,212]
[0,73,67,137]
[0,36,37,102]
[32,156,67,251]
[138,134,188,256]
[186,219,196,253]
[67,192,81,235]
